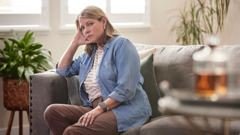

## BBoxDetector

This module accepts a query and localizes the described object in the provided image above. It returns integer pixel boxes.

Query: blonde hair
[75,6,119,56]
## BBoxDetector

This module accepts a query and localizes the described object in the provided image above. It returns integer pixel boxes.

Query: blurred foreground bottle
[193,35,228,99]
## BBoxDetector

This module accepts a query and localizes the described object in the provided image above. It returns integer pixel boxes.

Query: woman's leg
[44,104,92,135]
[63,97,118,135]
[63,110,118,135]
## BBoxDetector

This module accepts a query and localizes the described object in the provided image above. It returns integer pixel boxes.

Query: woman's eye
[88,23,93,26]
[80,27,85,31]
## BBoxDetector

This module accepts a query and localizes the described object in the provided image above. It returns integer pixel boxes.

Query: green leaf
[22,30,35,45]
[29,62,38,69]
[24,66,34,82]
[0,63,7,71]
[10,61,17,68]
[0,49,5,57]
[8,38,20,46]
[29,43,43,50]
[18,79,23,85]
[41,60,53,70]
[12,30,20,41]
[17,66,25,78]
[0,38,10,50]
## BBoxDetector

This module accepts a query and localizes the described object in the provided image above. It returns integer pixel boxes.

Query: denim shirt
[56,36,152,132]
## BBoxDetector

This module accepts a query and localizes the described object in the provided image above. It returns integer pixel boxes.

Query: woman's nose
[83,27,90,35]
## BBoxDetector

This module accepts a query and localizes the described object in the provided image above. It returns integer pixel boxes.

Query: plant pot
[3,79,29,111]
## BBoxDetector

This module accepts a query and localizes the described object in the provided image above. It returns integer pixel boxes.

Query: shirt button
[99,87,102,89]
[114,112,118,115]
[126,89,129,92]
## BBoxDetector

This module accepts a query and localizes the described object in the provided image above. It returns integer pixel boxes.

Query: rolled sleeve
[55,54,85,77]
[108,88,135,103]
[108,91,125,102]
[56,64,72,76]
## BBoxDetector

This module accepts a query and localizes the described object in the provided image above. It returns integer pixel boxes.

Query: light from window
[111,0,145,14]
[0,0,41,14]
[60,0,150,31]
[0,0,49,32]
[68,0,106,14]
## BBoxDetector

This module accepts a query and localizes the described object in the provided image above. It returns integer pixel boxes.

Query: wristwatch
[98,102,108,112]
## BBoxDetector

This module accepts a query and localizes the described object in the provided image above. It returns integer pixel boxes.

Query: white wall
[221,0,240,45]
[0,0,240,133]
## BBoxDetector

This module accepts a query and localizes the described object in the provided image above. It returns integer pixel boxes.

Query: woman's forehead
[79,18,96,25]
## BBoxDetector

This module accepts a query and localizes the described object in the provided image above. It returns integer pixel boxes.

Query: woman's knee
[63,126,83,135]
[44,104,59,121]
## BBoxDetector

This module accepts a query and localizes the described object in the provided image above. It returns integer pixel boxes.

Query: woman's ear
[101,17,107,27]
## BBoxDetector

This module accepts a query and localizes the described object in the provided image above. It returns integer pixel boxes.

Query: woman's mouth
[87,35,92,39]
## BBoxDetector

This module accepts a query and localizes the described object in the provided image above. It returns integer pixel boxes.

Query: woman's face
[79,17,106,45]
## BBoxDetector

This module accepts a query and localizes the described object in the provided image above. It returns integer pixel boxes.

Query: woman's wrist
[98,102,109,112]
[96,105,105,113]
[70,40,82,48]
[104,98,121,110]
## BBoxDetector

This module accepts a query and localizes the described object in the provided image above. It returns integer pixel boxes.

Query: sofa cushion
[120,126,142,135]
[65,75,83,105]
[138,48,157,60]
[140,115,240,135]
[140,54,162,118]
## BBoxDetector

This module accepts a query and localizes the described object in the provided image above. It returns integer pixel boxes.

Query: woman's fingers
[78,115,84,124]
[73,30,88,46]
[80,114,88,126]
[78,107,104,126]
[84,114,92,126]
[90,115,95,125]
[79,112,94,127]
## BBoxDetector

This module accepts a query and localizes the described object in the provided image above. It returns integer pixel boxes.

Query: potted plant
[0,30,53,110]
[170,0,230,45]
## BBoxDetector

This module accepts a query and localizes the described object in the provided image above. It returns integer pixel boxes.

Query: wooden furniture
[6,111,29,135]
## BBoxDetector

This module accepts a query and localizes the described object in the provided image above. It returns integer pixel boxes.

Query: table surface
[158,95,240,119]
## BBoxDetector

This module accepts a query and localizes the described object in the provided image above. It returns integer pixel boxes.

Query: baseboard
[0,125,29,135]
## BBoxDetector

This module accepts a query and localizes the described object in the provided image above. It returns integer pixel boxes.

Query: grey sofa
[30,44,240,135]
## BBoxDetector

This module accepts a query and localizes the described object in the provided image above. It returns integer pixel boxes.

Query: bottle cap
[207,34,220,48]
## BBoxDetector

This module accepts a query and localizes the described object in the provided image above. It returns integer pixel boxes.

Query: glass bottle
[192,35,228,99]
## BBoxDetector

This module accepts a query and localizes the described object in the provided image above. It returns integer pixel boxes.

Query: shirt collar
[104,36,118,49]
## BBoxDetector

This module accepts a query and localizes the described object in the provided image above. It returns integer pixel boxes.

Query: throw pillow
[138,48,157,60]
[140,54,161,118]
[65,76,83,106]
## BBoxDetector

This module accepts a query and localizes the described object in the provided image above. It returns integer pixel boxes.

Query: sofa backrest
[135,44,204,95]
[135,44,240,96]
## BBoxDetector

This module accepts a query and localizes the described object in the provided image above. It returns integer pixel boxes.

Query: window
[60,0,150,31]
[0,0,49,32]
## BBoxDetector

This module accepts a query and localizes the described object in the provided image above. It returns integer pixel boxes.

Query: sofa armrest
[29,71,69,135]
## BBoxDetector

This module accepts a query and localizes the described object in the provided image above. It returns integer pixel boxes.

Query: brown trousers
[44,97,119,135]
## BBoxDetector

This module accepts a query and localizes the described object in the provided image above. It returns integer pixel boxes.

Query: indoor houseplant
[0,30,53,110]
[170,0,230,45]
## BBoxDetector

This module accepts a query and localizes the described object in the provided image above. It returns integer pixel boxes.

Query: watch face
[99,102,107,111]
[99,102,106,108]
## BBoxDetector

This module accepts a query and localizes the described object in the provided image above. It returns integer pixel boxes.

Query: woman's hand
[78,98,121,127]
[72,29,91,47]
[78,106,104,127]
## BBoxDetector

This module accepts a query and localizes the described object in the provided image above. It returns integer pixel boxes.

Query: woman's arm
[57,30,89,69]
[108,38,140,103]
[104,97,121,110]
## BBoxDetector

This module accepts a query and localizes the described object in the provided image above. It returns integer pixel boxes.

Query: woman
[44,6,152,135]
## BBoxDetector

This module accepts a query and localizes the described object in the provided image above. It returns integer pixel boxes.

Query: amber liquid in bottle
[195,73,227,97]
